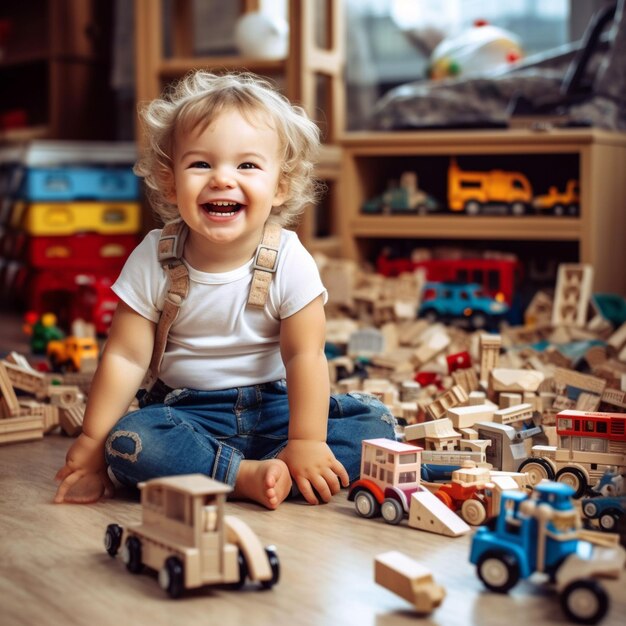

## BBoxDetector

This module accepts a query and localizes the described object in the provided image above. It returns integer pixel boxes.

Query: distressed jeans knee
[106,430,143,463]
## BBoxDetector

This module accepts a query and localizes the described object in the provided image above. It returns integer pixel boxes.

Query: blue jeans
[105,379,396,489]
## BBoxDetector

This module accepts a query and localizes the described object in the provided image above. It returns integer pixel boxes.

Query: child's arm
[53,302,155,503]
[278,294,349,504]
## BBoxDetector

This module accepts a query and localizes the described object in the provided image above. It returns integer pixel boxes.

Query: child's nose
[209,167,235,189]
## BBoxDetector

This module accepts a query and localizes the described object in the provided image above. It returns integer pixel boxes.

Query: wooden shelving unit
[0,0,115,141]
[134,0,345,254]
[339,128,626,294]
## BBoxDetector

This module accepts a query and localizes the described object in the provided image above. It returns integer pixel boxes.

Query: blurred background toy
[429,20,523,80]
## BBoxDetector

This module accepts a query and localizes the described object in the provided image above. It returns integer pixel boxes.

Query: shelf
[340,128,626,294]
[158,56,286,78]
[349,216,581,241]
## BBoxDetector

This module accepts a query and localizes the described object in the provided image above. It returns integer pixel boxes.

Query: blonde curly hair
[134,71,322,228]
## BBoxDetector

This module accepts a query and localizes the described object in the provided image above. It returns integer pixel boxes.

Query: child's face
[169,107,287,250]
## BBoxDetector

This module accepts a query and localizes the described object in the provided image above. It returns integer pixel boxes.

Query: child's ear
[273,177,289,207]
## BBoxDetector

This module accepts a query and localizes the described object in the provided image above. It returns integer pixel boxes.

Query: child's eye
[189,161,210,169]
[239,162,258,170]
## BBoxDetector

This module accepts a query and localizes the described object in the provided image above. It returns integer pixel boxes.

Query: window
[363,461,372,477]
[399,453,418,464]
[399,471,417,483]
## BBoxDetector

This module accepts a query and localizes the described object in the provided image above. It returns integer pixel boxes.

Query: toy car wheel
[381,498,404,525]
[122,536,143,574]
[477,551,520,593]
[470,312,488,330]
[518,458,554,486]
[510,202,525,216]
[461,499,487,526]
[599,512,618,531]
[261,546,280,589]
[354,490,380,518]
[421,308,439,324]
[582,501,599,518]
[560,579,608,625]
[553,204,564,216]
[464,200,481,215]
[159,556,184,599]
[104,523,123,557]
[434,490,454,510]
[556,467,587,498]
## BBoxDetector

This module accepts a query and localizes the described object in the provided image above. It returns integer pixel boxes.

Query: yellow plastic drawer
[17,201,142,235]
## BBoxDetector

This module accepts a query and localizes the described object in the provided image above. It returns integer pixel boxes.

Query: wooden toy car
[104,474,279,598]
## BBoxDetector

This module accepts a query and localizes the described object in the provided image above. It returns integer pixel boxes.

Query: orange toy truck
[448,158,532,215]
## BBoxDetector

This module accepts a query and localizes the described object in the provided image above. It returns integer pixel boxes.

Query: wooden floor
[1,312,625,626]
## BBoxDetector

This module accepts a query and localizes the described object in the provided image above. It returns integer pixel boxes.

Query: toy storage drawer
[16,167,139,201]
[19,202,141,235]
[25,233,138,269]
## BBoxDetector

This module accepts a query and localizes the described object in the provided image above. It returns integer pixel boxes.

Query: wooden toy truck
[104,474,279,598]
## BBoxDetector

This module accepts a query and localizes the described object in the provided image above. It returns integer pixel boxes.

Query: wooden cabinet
[0,0,115,141]
[339,129,626,295]
[134,0,345,254]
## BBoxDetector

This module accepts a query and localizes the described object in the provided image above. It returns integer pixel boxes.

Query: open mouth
[201,201,244,217]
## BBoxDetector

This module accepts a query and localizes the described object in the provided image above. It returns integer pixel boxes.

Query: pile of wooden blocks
[0,353,89,444]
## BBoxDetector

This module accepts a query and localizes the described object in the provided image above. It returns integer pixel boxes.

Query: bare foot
[232,459,292,510]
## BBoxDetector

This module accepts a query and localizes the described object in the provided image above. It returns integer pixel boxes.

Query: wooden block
[59,404,85,437]
[374,551,445,614]
[0,415,45,445]
[447,404,496,429]
[489,368,545,396]
[0,361,20,417]
[407,490,471,537]
[551,263,593,327]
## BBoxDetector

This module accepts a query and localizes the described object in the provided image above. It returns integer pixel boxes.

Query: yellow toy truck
[104,474,279,598]
[447,158,532,215]
[532,179,579,215]
[46,336,99,373]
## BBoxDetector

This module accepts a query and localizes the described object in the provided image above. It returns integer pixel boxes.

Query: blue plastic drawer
[16,166,140,201]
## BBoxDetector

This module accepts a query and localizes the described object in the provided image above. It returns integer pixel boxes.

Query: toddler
[54,71,396,509]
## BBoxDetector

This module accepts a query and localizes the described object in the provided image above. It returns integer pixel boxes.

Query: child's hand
[54,433,114,503]
[278,440,349,505]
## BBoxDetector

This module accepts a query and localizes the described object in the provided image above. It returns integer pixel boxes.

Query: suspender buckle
[253,244,279,273]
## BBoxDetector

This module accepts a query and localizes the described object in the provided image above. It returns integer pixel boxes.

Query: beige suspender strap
[143,220,281,389]
[142,219,190,390]
[247,222,282,308]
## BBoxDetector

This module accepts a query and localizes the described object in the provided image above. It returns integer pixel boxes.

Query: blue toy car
[419,282,509,330]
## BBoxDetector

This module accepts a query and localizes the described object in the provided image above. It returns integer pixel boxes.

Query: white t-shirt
[112,228,327,390]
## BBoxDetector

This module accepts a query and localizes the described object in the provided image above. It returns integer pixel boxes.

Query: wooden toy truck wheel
[461,499,487,526]
[122,536,143,574]
[518,458,554,486]
[556,467,587,499]
[381,498,404,525]
[560,579,608,625]
[354,490,380,518]
[261,546,280,589]
[159,557,184,599]
[477,551,520,593]
[104,524,123,557]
